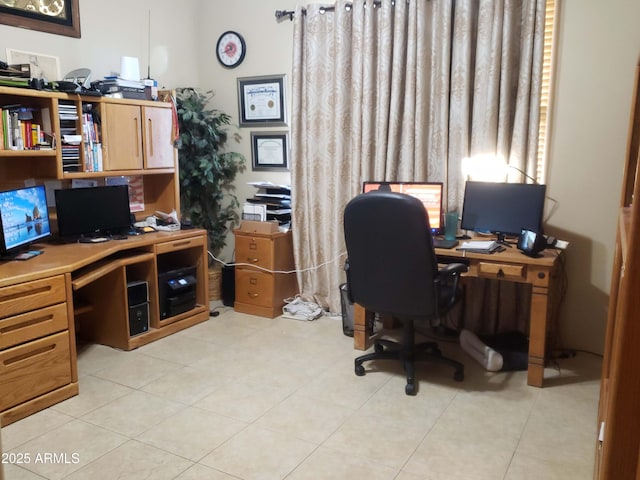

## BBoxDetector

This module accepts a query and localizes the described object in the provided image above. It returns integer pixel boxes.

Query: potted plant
[174,88,245,298]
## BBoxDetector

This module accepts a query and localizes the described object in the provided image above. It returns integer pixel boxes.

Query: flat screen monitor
[55,185,132,238]
[460,181,546,238]
[0,185,51,255]
[362,181,443,233]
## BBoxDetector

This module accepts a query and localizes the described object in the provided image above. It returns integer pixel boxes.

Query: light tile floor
[1,308,601,479]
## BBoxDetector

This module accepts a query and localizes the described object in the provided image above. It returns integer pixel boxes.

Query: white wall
[0,0,201,88]
[545,0,640,354]
[199,0,299,262]
[0,0,638,353]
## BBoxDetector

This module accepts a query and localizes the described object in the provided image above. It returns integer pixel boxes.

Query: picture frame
[238,74,287,127]
[251,131,289,171]
[6,49,61,82]
[0,0,80,38]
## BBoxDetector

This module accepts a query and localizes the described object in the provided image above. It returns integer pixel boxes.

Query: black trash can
[340,283,354,337]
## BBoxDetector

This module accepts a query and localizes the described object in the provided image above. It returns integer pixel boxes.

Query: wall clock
[216,31,246,68]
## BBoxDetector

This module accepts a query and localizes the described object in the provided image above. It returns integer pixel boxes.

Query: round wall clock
[216,31,246,68]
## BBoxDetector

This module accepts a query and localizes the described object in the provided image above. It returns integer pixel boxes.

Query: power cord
[207,250,347,275]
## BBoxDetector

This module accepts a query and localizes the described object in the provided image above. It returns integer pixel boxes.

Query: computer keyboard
[433,238,459,249]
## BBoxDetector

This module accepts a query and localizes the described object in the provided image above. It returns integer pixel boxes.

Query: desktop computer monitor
[460,181,546,239]
[362,181,443,233]
[55,185,132,238]
[0,185,51,255]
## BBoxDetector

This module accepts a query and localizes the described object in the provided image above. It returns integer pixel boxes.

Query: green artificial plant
[175,87,246,255]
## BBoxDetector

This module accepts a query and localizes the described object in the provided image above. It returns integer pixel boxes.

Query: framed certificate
[251,132,289,171]
[0,0,80,38]
[237,74,287,127]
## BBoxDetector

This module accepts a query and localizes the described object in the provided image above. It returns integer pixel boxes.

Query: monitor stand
[77,232,113,243]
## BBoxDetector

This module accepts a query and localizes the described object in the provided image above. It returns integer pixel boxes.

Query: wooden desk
[353,246,565,388]
[0,229,209,426]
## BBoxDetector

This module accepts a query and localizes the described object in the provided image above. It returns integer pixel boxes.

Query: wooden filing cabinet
[0,274,78,426]
[233,229,298,318]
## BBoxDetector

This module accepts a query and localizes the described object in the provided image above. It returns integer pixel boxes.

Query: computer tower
[127,280,149,336]
[158,265,197,319]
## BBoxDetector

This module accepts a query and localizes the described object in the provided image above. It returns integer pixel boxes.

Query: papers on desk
[456,240,501,253]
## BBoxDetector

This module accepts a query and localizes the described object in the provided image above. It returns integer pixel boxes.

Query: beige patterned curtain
[290,0,546,323]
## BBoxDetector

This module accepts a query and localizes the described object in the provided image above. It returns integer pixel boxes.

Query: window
[536,0,558,183]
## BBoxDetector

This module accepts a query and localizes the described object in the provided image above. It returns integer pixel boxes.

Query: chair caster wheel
[374,343,384,353]
[405,382,416,395]
[355,364,365,376]
[454,371,464,382]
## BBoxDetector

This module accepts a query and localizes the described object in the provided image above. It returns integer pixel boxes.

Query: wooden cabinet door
[103,103,143,170]
[143,106,175,169]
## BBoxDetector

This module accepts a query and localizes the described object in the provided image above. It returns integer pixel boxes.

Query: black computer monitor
[0,185,51,255]
[460,181,546,239]
[55,185,132,238]
[362,181,444,233]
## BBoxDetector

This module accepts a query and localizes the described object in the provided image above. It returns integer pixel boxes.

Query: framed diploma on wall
[250,132,289,171]
[0,0,80,38]
[237,74,287,127]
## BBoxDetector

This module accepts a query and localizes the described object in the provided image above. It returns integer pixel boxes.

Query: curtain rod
[275,1,388,22]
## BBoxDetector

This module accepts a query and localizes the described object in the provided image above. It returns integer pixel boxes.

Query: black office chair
[343,191,467,395]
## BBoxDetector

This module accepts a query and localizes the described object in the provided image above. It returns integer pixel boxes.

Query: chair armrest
[436,262,468,314]
[438,262,468,277]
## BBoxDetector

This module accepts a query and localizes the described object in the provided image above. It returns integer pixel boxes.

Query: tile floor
[2,308,600,479]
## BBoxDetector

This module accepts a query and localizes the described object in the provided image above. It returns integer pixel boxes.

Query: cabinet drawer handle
[248,292,259,298]
[0,285,51,303]
[147,118,154,156]
[0,313,54,334]
[248,257,260,263]
[3,344,56,366]
[134,117,140,158]
[170,241,191,248]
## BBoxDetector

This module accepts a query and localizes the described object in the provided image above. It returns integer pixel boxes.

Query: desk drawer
[0,303,68,350]
[235,269,274,308]
[156,236,205,255]
[0,331,72,412]
[477,262,526,281]
[0,275,66,320]
[235,236,274,270]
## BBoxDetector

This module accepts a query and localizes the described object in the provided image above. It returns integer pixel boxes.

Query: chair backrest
[343,191,439,319]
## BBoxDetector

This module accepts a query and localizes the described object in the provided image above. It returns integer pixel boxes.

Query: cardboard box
[238,220,279,234]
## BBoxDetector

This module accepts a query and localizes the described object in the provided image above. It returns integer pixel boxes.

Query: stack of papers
[456,240,501,253]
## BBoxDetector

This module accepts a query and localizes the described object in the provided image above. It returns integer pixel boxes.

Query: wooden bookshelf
[594,64,640,479]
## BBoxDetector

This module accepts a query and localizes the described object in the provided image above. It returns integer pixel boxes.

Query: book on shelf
[0,64,30,87]
[93,77,146,99]
[102,76,145,87]
[0,105,49,151]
